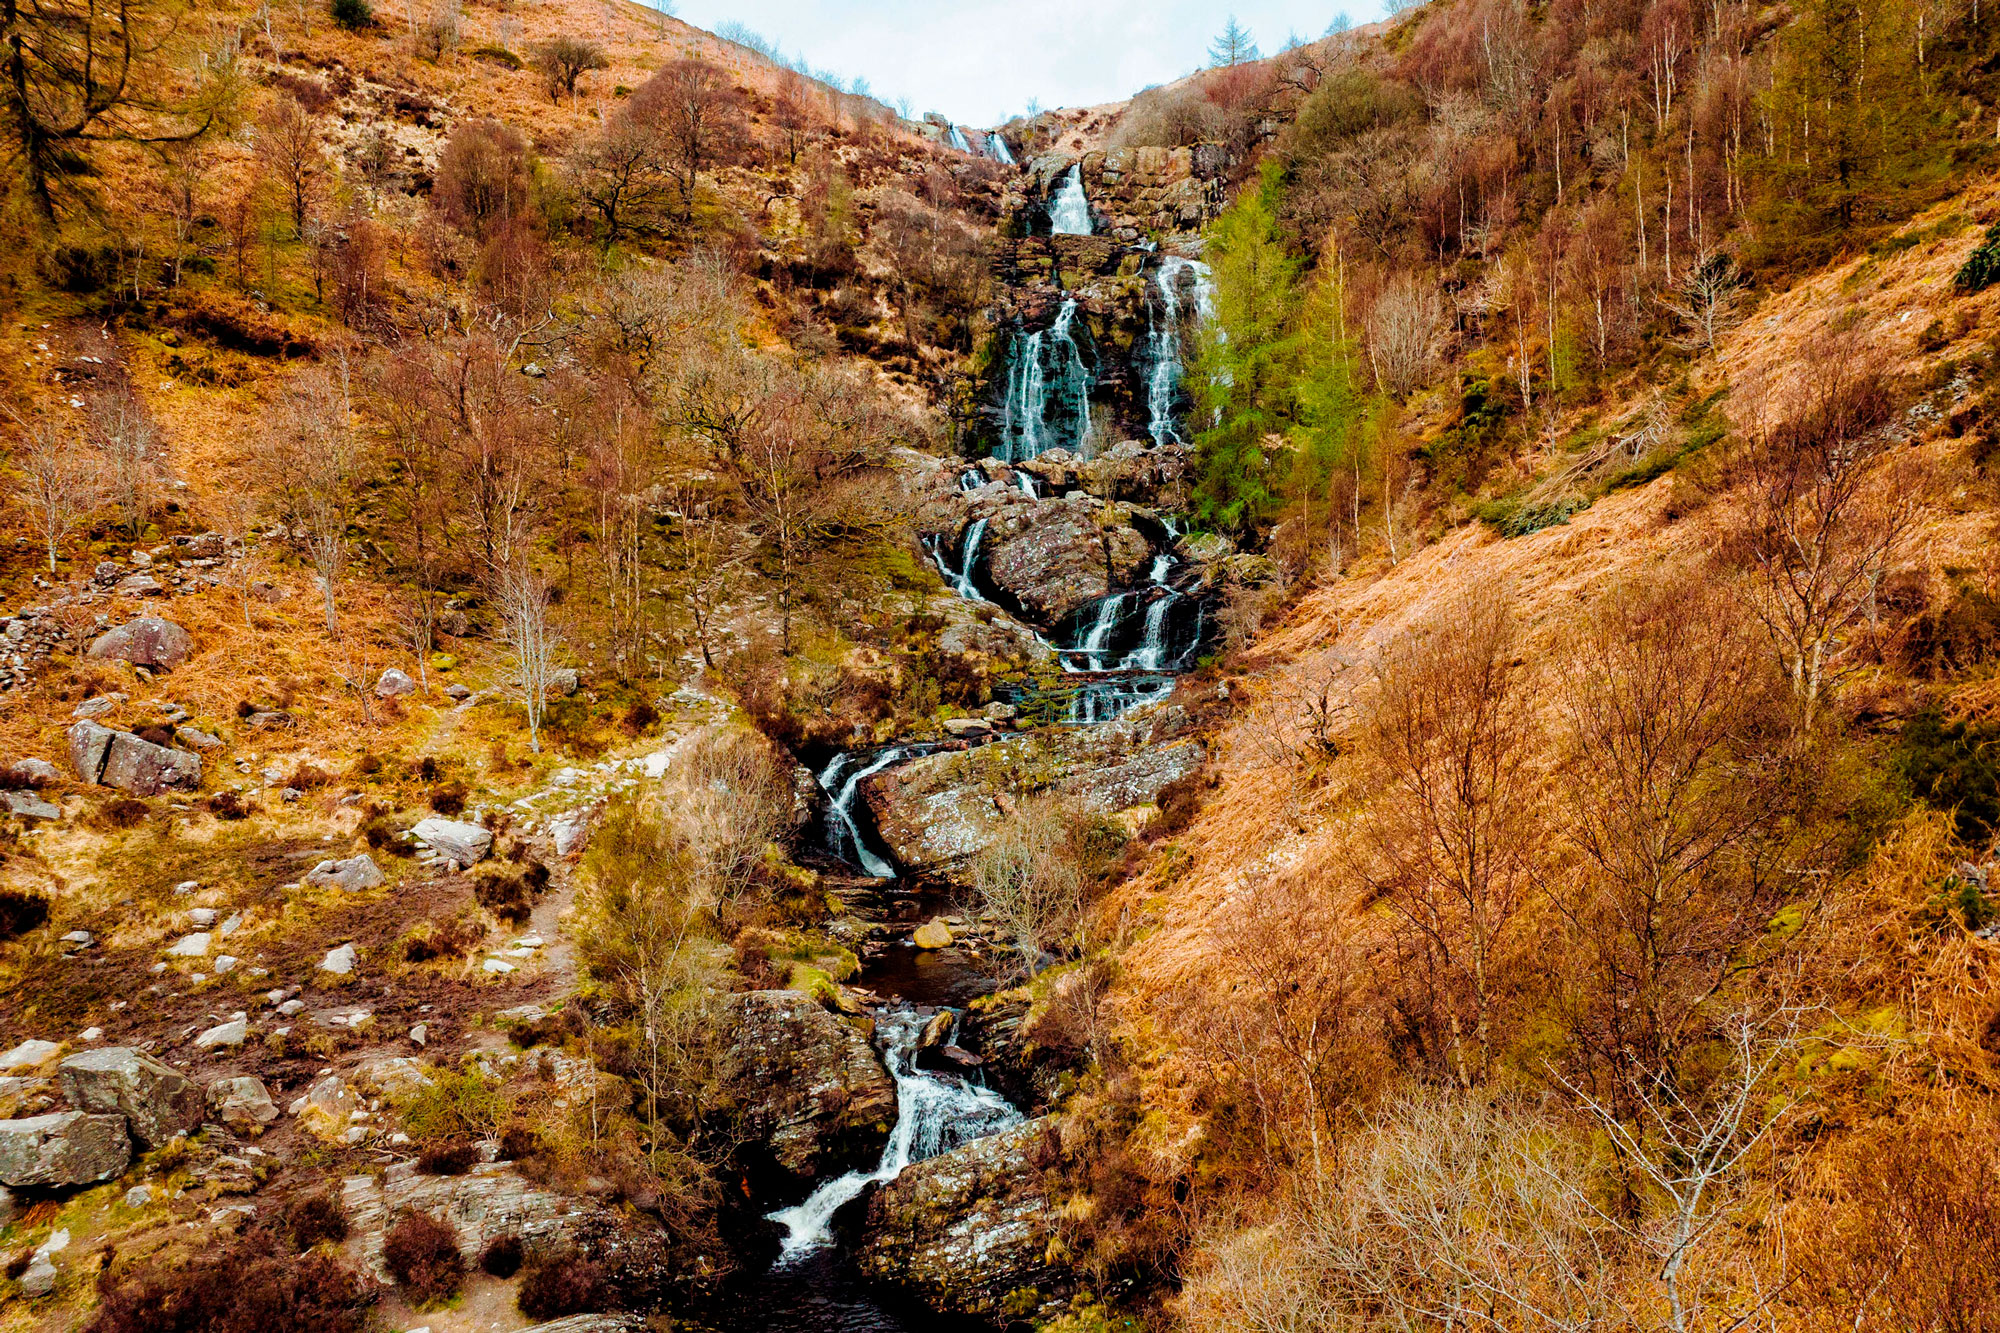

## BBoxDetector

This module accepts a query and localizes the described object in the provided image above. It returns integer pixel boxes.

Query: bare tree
[494,545,560,754]
[272,357,359,636]
[1367,274,1444,398]
[971,797,1090,976]
[568,112,674,243]
[12,416,105,571]
[633,59,748,216]
[255,91,322,237]
[92,389,162,539]
[1658,250,1745,353]
[1365,585,1536,1087]
[1736,336,1922,731]
[532,35,609,102]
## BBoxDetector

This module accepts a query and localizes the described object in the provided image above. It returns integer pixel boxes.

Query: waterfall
[989,131,1016,166]
[1049,165,1093,236]
[1145,257,1219,447]
[958,469,984,493]
[947,124,971,153]
[1016,471,1039,498]
[1148,553,1175,585]
[997,299,1093,462]
[950,518,989,601]
[1076,592,1135,671]
[768,1006,1022,1260]
[818,749,911,879]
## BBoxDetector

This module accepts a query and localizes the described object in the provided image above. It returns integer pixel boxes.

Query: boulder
[86,617,193,670]
[4,758,59,788]
[175,725,224,750]
[321,943,358,975]
[978,494,1154,627]
[67,721,200,795]
[194,1017,247,1049]
[206,1076,279,1133]
[913,918,955,949]
[375,667,417,698]
[723,991,897,1189]
[0,791,61,820]
[0,1040,60,1072]
[303,853,385,892]
[71,695,121,720]
[856,1116,1066,1321]
[412,817,492,864]
[550,667,581,696]
[0,1112,131,1187]
[166,932,211,957]
[57,1048,203,1149]
[864,709,1205,877]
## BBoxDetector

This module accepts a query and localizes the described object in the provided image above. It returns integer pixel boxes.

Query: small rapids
[767,1007,1023,1260]
[1049,164,1093,236]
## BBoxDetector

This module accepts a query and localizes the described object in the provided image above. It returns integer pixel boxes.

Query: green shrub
[1956,223,2000,293]
[1895,707,2000,843]
[329,0,371,29]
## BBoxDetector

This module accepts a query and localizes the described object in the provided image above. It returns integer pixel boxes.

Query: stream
[716,173,1213,1330]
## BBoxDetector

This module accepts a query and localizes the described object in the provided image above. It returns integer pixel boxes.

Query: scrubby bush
[428,781,468,815]
[98,797,151,828]
[416,1140,478,1175]
[85,1233,372,1333]
[0,888,50,940]
[472,864,536,924]
[284,1190,350,1250]
[381,1212,464,1307]
[401,915,487,962]
[478,1234,523,1278]
[329,0,371,30]
[207,790,249,820]
[515,1247,608,1321]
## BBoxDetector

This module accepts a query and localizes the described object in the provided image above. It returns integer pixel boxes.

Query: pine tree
[1209,16,1260,68]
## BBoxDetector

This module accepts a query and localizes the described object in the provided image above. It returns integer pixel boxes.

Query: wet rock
[412,817,492,864]
[723,991,897,1190]
[67,721,200,795]
[0,1111,131,1187]
[206,1076,279,1133]
[913,918,955,949]
[303,853,385,892]
[86,616,193,670]
[57,1048,202,1149]
[980,494,1154,626]
[856,1116,1065,1321]
[865,709,1204,877]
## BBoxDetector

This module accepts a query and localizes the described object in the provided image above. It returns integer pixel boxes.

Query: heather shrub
[381,1211,464,1307]
[86,1233,372,1333]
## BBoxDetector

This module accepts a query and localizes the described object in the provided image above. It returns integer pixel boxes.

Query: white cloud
[661,1,1383,127]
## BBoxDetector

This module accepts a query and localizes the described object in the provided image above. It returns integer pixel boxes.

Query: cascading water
[818,749,914,879]
[768,1007,1023,1260]
[996,299,1094,462]
[1049,165,1093,236]
[989,132,1016,167]
[1144,257,1218,447]
[947,124,971,153]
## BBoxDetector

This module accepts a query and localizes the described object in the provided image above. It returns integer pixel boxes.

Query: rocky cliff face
[723,991,898,1194]
[856,1115,1069,1322]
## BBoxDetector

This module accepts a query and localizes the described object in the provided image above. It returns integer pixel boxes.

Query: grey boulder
[304,853,385,892]
[86,617,193,670]
[207,1076,279,1133]
[67,721,200,796]
[375,668,417,698]
[411,817,492,864]
[0,1112,131,1187]
[57,1048,203,1150]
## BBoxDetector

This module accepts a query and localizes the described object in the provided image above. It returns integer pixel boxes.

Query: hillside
[0,0,1998,1330]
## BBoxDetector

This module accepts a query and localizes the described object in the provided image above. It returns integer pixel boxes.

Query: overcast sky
[659,2,1384,127]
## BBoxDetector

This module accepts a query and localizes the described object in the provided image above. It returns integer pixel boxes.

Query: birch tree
[12,418,104,571]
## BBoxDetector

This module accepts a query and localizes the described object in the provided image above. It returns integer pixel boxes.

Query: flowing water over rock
[1146,256,1216,446]
[767,1008,1022,1262]
[819,749,928,878]
[1049,164,1093,236]
[995,299,1095,462]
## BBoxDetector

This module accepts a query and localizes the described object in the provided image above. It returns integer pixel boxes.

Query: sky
[659,1,1386,128]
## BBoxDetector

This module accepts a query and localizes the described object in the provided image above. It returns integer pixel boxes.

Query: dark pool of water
[708,1246,997,1332]
[860,942,1002,1008]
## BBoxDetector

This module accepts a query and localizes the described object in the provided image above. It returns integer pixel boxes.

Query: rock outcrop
[723,991,897,1190]
[303,853,385,892]
[0,1111,131,1187]
[864,708,1204,875]
[56,1048,202,1150]
[856,1115,1067,1321]
[86,616,194,670]
[67,721,201,795]
[412,816,492,864]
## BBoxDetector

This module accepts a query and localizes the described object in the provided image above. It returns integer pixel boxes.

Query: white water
[818,749,913,879]
[1145,257,1218,446]
[997,298,1093,462]
[951,519,988,601]
[1077,592,1135,671]
[1016,472,1039,498]
[947,124,971,153]
[1049,165,1093,236]
[768,1007,1022,1260]
[989,131,1016,166]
